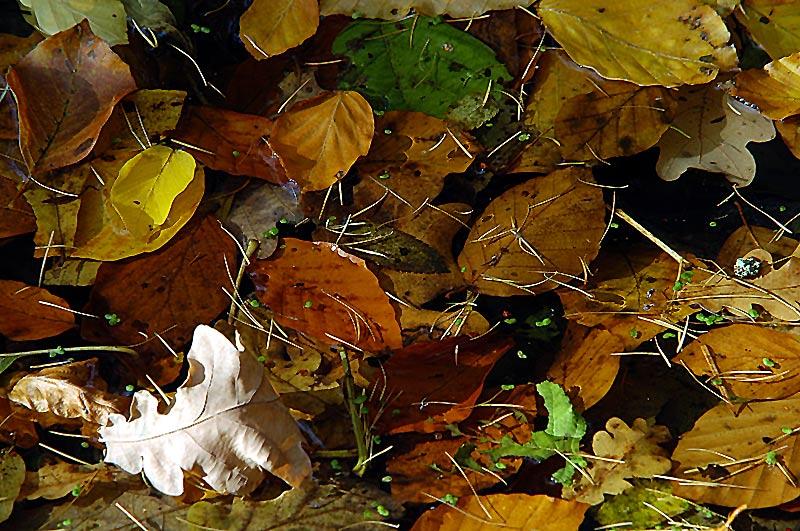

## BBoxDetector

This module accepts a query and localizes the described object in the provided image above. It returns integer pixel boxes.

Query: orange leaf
[240,0,319,58]
[248,238,402,351]
[7,20,135,174]
[0,280,74,341]
[272,91,374,191]
[0,175,35,239]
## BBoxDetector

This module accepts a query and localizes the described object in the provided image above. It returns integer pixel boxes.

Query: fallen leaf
[174,106,288,184]
[411,493,589,531]
[0,174,35,239]
[19,462,115,501]
[9,358,127,426]
[672,397,800,508]
[248,238,402,351]
[595,480,691,529]
[777,115,800,160]
[676,324,800,400]
[7,20,136,173]
[240,0,319,59]
[375,334,514,434]
[538,0,737,87]
[468,8,544,85]
[717,225,798,271]
[547,322,624,410]
[733,53,800,120]
[321,0,528,19]
[399,305,489,343]
[81,216,236,356]
[101,324,312,496]
[0,280,74,341]
[0,452,24,523]
[43,260,100,287]
[0,397,38,448]
[20,0,128,45]
[656,83,775,186]
[736,0,800,59]
[458,167,606,297]
[564,418,671,505]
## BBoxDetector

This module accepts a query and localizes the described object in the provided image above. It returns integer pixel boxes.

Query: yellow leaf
[22,0,128,45]
[272,91,374,191]
[538,0,737,87]
[239,0,319,59]
[110,145,196,235]
[321,0,528,19]
[736,0,800,59]
[733,52,800,120]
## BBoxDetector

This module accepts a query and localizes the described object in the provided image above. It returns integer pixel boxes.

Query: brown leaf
[101,325,312,496]
[375,334,514,434]
[0,397,38,448]
[174,106,288,184]
[777,115,800,160]
[411,493,589,531]
[676,324,800,400]
[249,238,402,351]
[399,305,489,344]
[81,216,236,355]
[717,225,798,271]
[19,463,116,501]
[564,418,671,505]
[7,20,136,174]
[458,167,606,297]
[732,53,800,120]
[672,397,800,508]
[9,358,127,426]
[468,9,544,85]
[547,322,624,410]
[0,174,35,239]
[272,91,374,191]
[0,280,74,341]
[240,0,319,58]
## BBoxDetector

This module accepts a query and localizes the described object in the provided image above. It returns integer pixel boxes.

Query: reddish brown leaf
[7,21,136,174]
[249,239,402,351]
[0,174,35,239]
[0,280,74,341]
[81,216,236,355]
[375,334,514,434]
[174,106,288,184]
[0,397,38,449]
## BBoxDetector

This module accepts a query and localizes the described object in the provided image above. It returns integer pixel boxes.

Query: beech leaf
[735,0,800,59]
[100,324,312,496]
[0,280,74,341]
[321,0,529,19]
[733,52,800,120]
[240,0,319,59]
[0,453,24,523]
[20,0,128,45]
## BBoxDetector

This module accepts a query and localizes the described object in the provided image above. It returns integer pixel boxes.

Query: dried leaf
[539,0,737,87]
[248,239,402,351]
[321,0,528,19]
[272,91,374,191]
[717,225,798,271]
[0,280,74,341]
[733,53,800,120]
[411,493,589,531]
[43,260,100,287]
[672,397,800,508]
[655,84,775,186]
[19,463,115,501]
[736,0,800,59]
[0,174,35,239]
[0,453,24,523]
[20,0,128,45]
[564,418,671,505]
[101,324,312,496]
[458,167,606,297]
[95,89,186,153]
[240,0,319,59]
[0,397,38,448]
[81,216,236,356]
[7,20,136,173]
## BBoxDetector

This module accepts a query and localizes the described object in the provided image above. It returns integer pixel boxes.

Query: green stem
[0,346,139,358]
[339,349,369,476]
[228,239,260,325]
[313,449,359,458]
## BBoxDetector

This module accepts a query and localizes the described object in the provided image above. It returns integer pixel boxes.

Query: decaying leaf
[249,238,402,351]
[736,0,800,60]
[0,452,24,523]
[0,280,74,341]
[101,324,312,496]
[321,0,528,19]
[564,418,671,505]
[458,167,606,297]
[656,83,775,186]
[240,0,319,59]
[19,462,116,501]
[717,225,798,271]
[7,20,136,173]
[0,174,35,239]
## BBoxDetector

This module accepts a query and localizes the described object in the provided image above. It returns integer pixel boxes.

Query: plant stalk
[228,238,260,325]
[339,348,369,476]
[0,346,139,358]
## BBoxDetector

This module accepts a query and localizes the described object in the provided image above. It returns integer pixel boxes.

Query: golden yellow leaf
[457,167,606,297]
[240,0,319,59]
[320,0,528,19]
[272,91,374,191]
[538,0,737,87]
[733,53,800,120]
[736,0,800,59]
[777,115,800,159]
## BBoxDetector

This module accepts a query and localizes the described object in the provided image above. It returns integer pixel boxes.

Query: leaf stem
[0,346,139,358]
[313,449,359,458]
[339,349,369,476]
[228,238,260,325]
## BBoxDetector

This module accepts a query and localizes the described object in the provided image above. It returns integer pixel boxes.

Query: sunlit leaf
[20,0,128,45]
[733,52,800,120]
[736,0,800,59]
[240,0,319,59]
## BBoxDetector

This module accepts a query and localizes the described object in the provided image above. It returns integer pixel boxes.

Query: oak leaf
[656,84,775,186]
[539,0,737,87]
[272,91,374,191]
[240,0,319,59]
[0,280,74,341]
[458,167,606,297]
[563,418,671,505]
[7,20,136,173]
[321,0,529,19]
[101,324,312,496]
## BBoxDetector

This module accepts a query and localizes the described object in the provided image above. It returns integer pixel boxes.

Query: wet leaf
[20,0,128,45]
[736,0,800,60]
[539,0,737,87]
[458,167,606,297]
[321,0,529,19]
[332,16,510,127]
[240,0,319,59]
[733,53,800,120]
[0,280,74,341]
[19,463,115,501]
[248,238,402,351]
[717,225,798,271]
[655,83,775,186]
[0,452,24,523]
[272,91,373,191]
[7,20,136,173]
[95,89,186,153]
[43,260,100,287]
[101,324,312,496]
[0,174,35,239]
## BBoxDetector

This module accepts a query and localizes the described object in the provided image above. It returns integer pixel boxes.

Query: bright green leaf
[537,381,587,439]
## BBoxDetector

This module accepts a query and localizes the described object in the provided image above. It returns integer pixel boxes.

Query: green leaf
[332,16,509,127]
[0,452,25,523]
[536,381,587,439]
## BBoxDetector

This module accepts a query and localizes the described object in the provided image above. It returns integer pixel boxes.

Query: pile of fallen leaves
[3,0,800,529]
